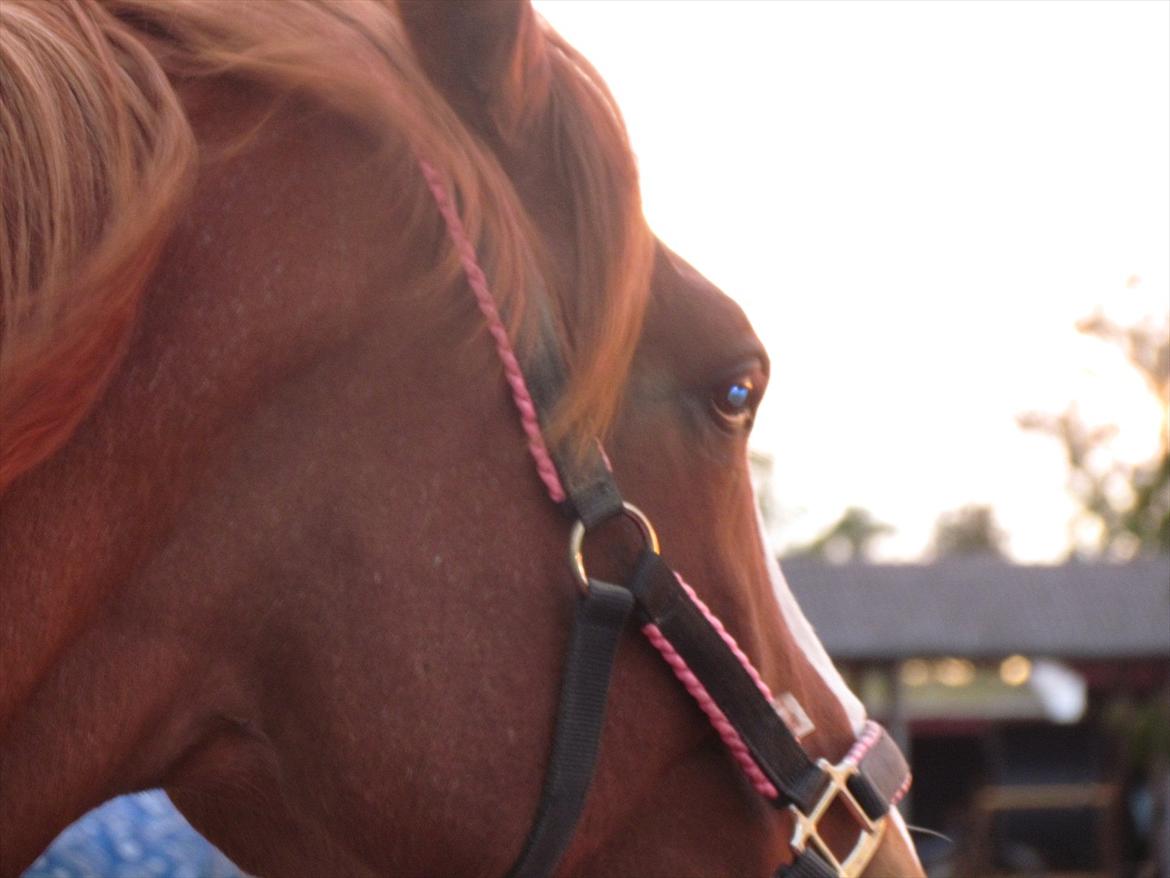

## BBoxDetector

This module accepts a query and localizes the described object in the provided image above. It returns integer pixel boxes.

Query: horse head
[0,2,924,875]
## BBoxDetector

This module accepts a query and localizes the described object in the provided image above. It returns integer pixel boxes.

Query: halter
[420,161,912,878]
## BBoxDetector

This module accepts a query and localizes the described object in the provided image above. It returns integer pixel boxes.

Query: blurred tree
[1019,311,1170,559]
[1076,312,1170,424]
[930,504,1008,558]
[786,506,893,563]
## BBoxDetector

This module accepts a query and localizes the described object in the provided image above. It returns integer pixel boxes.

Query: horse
[0,2,926,875]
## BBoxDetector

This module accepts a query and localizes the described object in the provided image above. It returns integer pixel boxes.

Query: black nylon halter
[416,159,912,878]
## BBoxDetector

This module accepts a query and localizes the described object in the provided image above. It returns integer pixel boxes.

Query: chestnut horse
[0,1,925,875]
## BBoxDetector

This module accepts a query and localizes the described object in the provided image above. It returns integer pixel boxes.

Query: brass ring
[568,502,660,594]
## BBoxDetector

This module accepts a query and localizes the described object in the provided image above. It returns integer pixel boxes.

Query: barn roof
[781,557,1170,660]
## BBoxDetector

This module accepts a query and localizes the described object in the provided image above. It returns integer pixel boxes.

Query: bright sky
[536,0,1170,562]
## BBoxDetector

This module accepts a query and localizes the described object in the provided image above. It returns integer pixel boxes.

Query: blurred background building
[786,558,1170,878]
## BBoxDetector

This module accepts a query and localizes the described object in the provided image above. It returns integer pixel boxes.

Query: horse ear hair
[398,0,544,139]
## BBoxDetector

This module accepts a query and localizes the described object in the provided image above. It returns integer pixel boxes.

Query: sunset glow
[537,0,1170,561]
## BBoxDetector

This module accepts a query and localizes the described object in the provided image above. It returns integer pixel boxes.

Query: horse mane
[0,0,195,492]
[0,0,653,493]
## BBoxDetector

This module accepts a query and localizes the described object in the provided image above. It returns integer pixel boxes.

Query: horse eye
[711,376,757,428]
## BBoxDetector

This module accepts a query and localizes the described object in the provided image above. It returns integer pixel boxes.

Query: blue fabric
[23,791,247,878]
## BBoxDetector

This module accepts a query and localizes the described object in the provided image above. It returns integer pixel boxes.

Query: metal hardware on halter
[789,758,887,878]
[568,502,659,594]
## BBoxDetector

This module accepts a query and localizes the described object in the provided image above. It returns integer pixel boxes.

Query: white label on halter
[772,692,815,740]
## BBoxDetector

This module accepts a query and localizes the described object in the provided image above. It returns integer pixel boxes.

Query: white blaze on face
[751,500,867,736]
[890,808,916,855]
[746,466,922,867]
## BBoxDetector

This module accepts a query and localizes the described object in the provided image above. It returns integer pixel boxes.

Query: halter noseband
[420,161,912,878]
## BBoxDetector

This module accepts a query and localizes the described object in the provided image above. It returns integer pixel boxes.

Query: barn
[785,557,1170,878]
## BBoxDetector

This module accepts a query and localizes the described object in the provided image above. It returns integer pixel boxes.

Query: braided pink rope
[844,720,882,767]
[845,721,913,807]
[673,574,787,718]
[641,621,779,800]
[889,771,913,807]
[418,160,566,503]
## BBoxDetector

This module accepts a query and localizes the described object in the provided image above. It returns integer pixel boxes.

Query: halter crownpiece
[419,160,912,878]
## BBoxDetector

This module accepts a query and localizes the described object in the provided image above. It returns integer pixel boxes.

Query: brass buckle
[789,758,887,878]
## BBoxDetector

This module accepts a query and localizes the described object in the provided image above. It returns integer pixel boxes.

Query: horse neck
[0,291,216,866]
[0,86,418,870]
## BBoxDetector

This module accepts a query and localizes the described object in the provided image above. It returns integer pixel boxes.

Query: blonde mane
[0,0,653,492]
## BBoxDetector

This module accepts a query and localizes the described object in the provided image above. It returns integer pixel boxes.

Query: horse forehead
[643,245,763,366]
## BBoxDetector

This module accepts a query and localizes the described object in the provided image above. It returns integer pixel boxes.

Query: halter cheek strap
[419,161,912,878]
[508,579,633,878]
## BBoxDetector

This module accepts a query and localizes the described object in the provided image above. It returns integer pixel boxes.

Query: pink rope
[641,573,808,798]
[673,574,784,716]
[844,720,882,767]
[418,160,566,504]
[890,771,913,808]
[851,721,912,805]
[641,622,780,800]
[845,720,913,806]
